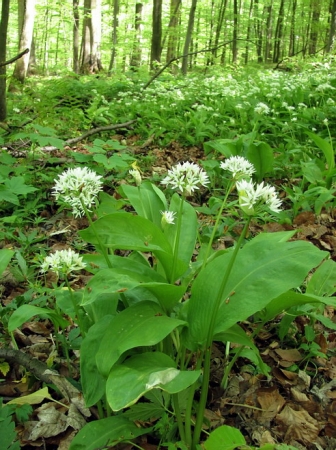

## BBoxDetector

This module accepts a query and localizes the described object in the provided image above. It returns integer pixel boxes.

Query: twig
[0,348,51,383]
[0,48,29,67]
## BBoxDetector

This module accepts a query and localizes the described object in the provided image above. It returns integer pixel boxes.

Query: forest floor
[1,138,336,450]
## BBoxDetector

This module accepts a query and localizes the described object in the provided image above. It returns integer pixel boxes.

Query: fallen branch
[0,48,29,67]
[0,348,51,383]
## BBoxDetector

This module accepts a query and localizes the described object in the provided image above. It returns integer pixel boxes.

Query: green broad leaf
[8,305,69,332]
[163,194,198,278]
[81,316,114,407]
[123,402,165,421]
[96,191,125,217]
[246,141,274,181]
[262,290,336,323]
[79,212,177,280]
[132,282,186,312]
[121,181,167,227]
[0,185,19,204]
[306,259,336,297]
[204,424,246,450]
[185,238,327,350]
[301,161,324,184]
[106,352,201,411]
[0,249,14,277]
[69,415,149,450]
[307,131,335,172]
[81,266,165,306]
[96,301,186,377]
[203,139,240,157]
[4,177,37,196]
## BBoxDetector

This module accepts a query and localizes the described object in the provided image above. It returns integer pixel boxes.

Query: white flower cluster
[254,102,270,115]
[236,179,282,215]
[41,249,86,276]
[220,156,255,179]
[161,162,209,195]
[53,167,103,217]
[161,210,176,226]
[129,169,142,186]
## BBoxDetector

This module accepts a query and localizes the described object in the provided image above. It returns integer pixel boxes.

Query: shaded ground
[0,140,335,449]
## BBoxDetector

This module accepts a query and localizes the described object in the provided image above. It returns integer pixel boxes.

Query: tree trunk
[245,0,254,64]
[264,2,273,62]
[181,0,198,75]
[73,0,80,73]
[130,3,143,68]
[206,0,215,65]
[273,0,285,63]
[166,0,181,66]
[308,0,321,55]
[232,0,239,63]
[288,0,297,56]
[254,0,263,62]
[213,0,228,60]
[12,0,35,83]
[108,0,119,73]
[327,0,336,52]
[0,0,10,121]
[80,0,102,74]
[150,0,162,69]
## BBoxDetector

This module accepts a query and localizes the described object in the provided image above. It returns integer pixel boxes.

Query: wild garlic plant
[66,157,328,449]
[8,159,331,449]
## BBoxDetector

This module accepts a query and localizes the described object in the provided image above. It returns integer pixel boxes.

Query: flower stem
[170,196,184,284]
[80,199,112,269]
[192,217,252,448]
[202,180,235,270]
[64,277,86,337]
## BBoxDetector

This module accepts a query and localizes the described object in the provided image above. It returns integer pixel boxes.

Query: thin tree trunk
[181,0,198,75]
[165,0,181,66]
[73,0,80,73]
[308,0,321,54]
[273,0,285,63]
[245,0,254,64]
[108,0,119,73]
[288,0,297,56]
[150,0,162,69]
[232,0,239,63]
[264,2,273,62]
[327,0,336,52]
[0,0,10,121]
[130,3,143,68]
[12,0,35,83]
[254,0,263,62]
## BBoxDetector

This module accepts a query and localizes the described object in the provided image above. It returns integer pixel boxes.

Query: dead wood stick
[0,348,51,383]
[0,48,29,67]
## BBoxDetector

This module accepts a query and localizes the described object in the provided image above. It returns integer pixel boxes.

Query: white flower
[53,167,103,217]
[161,210,176,226]
[129,169,142,186]
[41,249,86,276]
[323,118,329,125]
[161,162,209,195]
[236,179,282,215]
[254,102,270,115]
[220,156,255,179]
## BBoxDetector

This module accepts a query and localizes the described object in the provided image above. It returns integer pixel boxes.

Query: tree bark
[264,2,273,62]
[166,0,181,67]
[150,0,162,69]
[181,0,198,75]
[12,0,35,83]
[288,0,297,56]
[73,0,80,73]
[232,0,239,63]
[308,0,321,55]
[80,0,102,74]
[108,0,119,73]
[130,3,143,68]
[273,0,285,63]
[327,0,336,52]
[0,0,10,121]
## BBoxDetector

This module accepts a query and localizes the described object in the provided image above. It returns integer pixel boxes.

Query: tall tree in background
[212,0,228,61]
[150,0,162,69]
[288,0,297,56]
[166,0,181,65]
[108,0,119,73]
[308,0,321,54]
[0,0,10,120]
[182,0,198,75]
[232,0,239,63]
[73,0,80,73]
[12,0,35,83]
[273,0,285,62]
[130,3,143,68]
[80,0,102,74]
[327,0,336,52]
